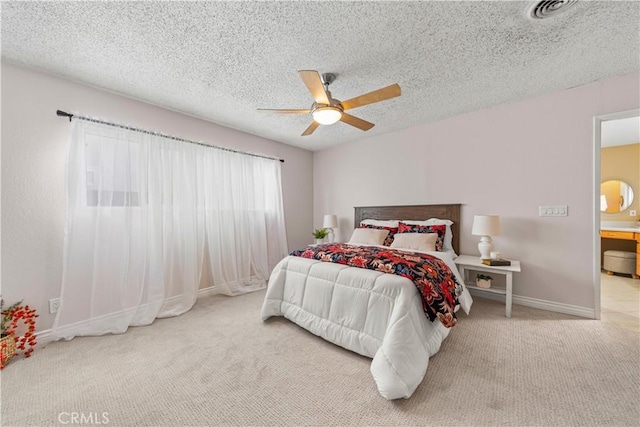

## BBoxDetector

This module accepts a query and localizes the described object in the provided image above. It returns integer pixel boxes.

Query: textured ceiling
[2,1,639,151]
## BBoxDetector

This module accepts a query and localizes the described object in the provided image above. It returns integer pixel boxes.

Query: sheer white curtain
[53,120,287,339]
[202,149,287,296]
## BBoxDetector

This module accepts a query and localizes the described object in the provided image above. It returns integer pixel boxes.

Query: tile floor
[600,272,640,332]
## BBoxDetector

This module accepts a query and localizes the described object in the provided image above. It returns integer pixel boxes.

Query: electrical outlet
[49,298,60,314]
[630,210,637,217]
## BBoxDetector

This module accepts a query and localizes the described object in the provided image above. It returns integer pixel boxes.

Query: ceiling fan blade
[340,83,401,111]
[258,109,311,114]
[340,113,375,131]
[298,70,330,105]
[301,121,320,136]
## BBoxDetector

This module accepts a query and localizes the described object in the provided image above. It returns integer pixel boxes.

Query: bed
[261,204,472,400]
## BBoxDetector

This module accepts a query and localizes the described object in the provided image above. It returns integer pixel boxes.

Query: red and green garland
[1,300,38,368]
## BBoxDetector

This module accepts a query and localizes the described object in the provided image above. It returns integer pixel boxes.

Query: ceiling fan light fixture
[312,106,342,125]
[259,70,400,135]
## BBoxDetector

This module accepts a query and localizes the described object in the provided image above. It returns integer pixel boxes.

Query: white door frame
[593,108,640,320]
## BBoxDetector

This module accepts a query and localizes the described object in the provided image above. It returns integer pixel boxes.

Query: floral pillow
[397,222,446,252]
[360,224,398,246]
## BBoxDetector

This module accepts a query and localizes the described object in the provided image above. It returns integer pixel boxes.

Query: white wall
[314,72,640,313]
[1,63,313,331]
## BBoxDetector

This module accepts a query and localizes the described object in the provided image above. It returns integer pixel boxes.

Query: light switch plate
[539,205,568,217]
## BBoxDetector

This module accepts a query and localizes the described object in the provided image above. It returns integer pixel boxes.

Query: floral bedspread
[290,243,462,327]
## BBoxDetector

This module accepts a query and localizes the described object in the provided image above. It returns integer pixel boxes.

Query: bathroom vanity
[600,223,640,276]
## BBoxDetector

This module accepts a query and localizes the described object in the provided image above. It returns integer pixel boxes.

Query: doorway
[594,109,640,330]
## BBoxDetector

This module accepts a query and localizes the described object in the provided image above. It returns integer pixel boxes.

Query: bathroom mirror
[600,180,634,213]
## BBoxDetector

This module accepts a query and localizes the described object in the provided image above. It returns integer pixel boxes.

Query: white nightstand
[454,255,522,318]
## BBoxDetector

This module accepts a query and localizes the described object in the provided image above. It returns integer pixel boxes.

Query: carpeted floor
[1,291,638,426]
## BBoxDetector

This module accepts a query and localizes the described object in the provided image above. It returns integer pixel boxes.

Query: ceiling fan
[258,70,401,136]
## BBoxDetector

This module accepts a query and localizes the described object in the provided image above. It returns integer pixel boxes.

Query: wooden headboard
[354,204,461,254]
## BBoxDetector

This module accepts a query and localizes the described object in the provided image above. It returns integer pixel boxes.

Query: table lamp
[600,194,608,212]
[323,214,338,243]
[471,215,501,260]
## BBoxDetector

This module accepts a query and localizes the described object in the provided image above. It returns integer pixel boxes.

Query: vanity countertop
[601,226,640,232]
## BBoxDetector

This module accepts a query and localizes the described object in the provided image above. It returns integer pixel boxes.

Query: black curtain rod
[56,110,284,163]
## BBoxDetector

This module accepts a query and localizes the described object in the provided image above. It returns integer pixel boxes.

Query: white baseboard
[196,284,231,298]
[468,288,595,319]
[35,328,54,346]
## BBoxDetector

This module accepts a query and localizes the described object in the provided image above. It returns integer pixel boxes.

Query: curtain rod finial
[57,110,73,122]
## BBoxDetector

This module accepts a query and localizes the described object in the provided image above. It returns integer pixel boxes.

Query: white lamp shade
[323,214,338,228]
[471,215,501,236]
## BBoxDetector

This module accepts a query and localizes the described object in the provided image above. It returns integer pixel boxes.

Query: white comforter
[260,249,472,400]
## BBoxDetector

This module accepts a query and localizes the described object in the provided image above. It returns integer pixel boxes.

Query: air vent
[525,0,578,20]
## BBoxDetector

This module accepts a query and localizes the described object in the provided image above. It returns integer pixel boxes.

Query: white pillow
[390,233,437,252]
[348,228,390,245]
[360,219,399,227]
[401,218,457,258]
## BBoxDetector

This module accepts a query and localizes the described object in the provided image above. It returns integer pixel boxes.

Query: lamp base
[478,236,494,260]
[327,229,335,243]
